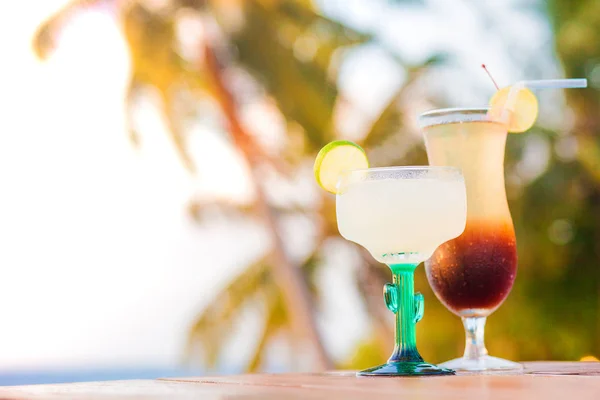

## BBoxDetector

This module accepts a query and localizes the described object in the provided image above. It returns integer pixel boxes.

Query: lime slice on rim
[314,140,369,194]
[489,86,539,133]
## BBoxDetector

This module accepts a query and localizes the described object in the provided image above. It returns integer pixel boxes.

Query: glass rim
[336,166,464,193]
[418,107,507,128]
[340,165,462,174]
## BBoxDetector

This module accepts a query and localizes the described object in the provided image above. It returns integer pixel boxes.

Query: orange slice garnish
[489,86,539,133]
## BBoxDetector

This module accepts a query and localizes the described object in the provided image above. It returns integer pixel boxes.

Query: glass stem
[462,317,488,360]
[387,264,423,363]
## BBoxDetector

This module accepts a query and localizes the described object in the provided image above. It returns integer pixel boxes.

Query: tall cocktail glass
[420,108,521,372]
[336,166,467,376]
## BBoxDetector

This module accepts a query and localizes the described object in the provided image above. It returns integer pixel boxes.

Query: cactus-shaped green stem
[385,264,424,363]
[357,263,454,376]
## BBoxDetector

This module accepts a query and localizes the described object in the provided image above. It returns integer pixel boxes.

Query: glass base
[440,356,523,373]
[357,362,455,377]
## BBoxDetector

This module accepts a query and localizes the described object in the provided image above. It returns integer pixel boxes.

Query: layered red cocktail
[421,111,521,371]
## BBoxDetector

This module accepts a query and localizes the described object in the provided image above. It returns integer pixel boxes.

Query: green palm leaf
[360,53,447,150]
[187,255,272,366]
[246,286,288,372]
[231,1,368,152]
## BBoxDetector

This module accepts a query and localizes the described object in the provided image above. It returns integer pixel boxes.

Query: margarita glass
[336,166,467,376]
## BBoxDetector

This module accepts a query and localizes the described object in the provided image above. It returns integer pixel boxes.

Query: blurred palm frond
[188,249,321,369]
[188,255,272,366]
[231,1,368,152]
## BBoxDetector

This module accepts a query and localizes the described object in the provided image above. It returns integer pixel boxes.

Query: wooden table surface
[0,362,599,399]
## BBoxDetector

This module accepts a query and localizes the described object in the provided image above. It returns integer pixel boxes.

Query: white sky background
[0,0,552,370]
[0,0,267,369]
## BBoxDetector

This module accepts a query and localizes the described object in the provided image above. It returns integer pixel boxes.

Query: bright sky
[0,0,552,370]
[0,0,267,369]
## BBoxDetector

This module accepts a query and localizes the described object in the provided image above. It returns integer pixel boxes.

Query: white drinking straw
[519,79,588,90]
[502,78,588,120]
